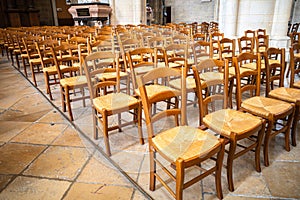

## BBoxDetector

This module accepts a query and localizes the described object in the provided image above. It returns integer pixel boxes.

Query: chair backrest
[35,39,58,68]
[289,32,300,46]
[148,36,166,48]
[83,51,118,101]
[50,43,79,79]
[238,36,254,54]
[127,47,157,92]
[233,52,261,110]
[137,67,183,137]
[192,40,211,64]
[219,37,236,60]
[289,43,300,88]
[193,33,206,42]
[256,28,266,36]
[255,34,269,53]
[264,47,285,96]
[192,59,229,126]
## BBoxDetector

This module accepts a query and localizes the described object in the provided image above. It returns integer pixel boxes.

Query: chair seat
[60,75,87,87]
[135,84,180,100]
[229,66,254,75]
[43,65,79,74]
[241,96,293,118]
[152,125,220,162]
[241,62,265,70]
[200,72,223,82]
[293,80,300,89]
[269,87,300,105]
[95,71,128,80]
[169,77,196,90]
[157,62,181,68]
[175,58,194,66]
[203,109,262,136]
[29,58,42,65]
[93,92,139,113]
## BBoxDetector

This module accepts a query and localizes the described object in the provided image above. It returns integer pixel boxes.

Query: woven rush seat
[269,87,300,105]
[169,77,196,90]
[93,92,139,113]
[134,84,180,101]
[152,125,220,162]
[294,81,300,88]
[241,96,293,118]
[203,109,263,136]
[59,75,87,88]
[42,65,79,74]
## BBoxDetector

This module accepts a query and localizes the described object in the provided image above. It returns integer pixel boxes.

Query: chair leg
[61,86,66,112]
[255,121,265,172]
[137,104,144,145]
[65,87,73,121]
[103,112,111,156]
[291,105,299,146]
[22,57,28,77]
[149,146,156,191]
[30,63,37,87]
[215,140,225,200]
[175,158,184,200]
[44,73,53,100]
[93,109,98,140]
[227,134,237,192]
[263,122,273,167]
[15,54,20,70]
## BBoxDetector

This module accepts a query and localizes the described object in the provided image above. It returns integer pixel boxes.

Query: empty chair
[255,34,269,54]
[51,43,88,121]
[193,58,265,191]
[83,51,144,156]
[234,52,295,167]
[137,67,225,199]
[238,36,254,54]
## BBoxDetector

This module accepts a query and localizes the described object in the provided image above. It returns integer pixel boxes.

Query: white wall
[110,0,144,25]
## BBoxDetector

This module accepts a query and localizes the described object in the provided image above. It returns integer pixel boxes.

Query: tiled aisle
[0,56,299,200]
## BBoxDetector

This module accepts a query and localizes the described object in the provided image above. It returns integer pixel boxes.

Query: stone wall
[165,0,216,24]
[35,0,54,26]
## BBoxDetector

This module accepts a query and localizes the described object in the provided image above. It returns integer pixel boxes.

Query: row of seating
[1,24,299,200]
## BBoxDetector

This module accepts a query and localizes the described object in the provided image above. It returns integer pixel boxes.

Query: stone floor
[0,56,299,200]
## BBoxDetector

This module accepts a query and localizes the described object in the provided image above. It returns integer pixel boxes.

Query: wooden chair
[137,67,225,200]
[234,53,295,167]
[219,37,236,65]
[265,47,300,147]
[255,34,269,54]
[51,43,89,121]
[83,51,144,156]
[238,36,254,54]
[127,47,157,94]
[192,58,265,191]
[191,40,211,64]
[22,36,44,86]
[289,43,300,89]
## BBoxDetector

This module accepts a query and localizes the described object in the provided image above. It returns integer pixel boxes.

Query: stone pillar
[218,0,239,38]
[271,0,292,37]
[269,0,292,60]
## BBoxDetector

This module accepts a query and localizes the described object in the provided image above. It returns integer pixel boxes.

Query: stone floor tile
[0,143,45,174]
[232,173,271,197]
[0,121,31,143]
[11,123,67,145]
[77,156,131,186]
[52,126,85,147]
[37,110,69,124]
[0,176,70,200]
[0,175,13,191]
[64,182,134,200]
[23,146,90,181]
[0,93,53,122]
[262,161,300,199]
